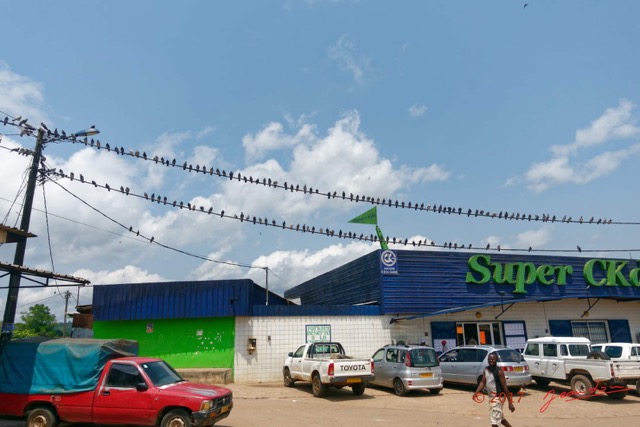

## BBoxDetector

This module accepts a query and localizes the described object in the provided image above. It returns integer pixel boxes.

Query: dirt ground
[1,381,638,427]
[219,381,640,427]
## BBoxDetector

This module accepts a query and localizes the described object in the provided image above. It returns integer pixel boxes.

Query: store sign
[465,255,640,294]
[306,324,331,343]
[380,250,398,275]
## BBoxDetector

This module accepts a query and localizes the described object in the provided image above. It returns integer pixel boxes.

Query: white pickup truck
[591,342,640,391]
[283,342,375,397]
[523,336,640,400]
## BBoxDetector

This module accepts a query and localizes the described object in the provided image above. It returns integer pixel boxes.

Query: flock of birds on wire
[0,115,630,254]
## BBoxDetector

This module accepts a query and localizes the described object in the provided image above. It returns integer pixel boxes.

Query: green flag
[348,206,378,225]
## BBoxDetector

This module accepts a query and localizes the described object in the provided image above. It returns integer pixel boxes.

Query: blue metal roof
[284,251,381,305]
[286,250,640,315]
[92,279,289,321]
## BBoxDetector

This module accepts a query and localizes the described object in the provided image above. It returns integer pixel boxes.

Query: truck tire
[161,409,192,427]
[27,407,57,427]
[393,378,408,396]
[606,387,628,400]
[533,377,550,387]
[352,383,366,396]
[586,351,610,360]
[570,374,595,398]
[312,374,327,397]
[283,368,295,387]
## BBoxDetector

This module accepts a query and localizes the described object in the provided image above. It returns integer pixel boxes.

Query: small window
[543,344,558,357]
[386,349,398,363]
[605,346,623,358]
[294,346,305,358]
[568,344,590,356]
[457,349,478,362]
[632,347,639,357]
[372,349,385,362]
[560,345,568,356]
[106,364,142,388]
[524,343,539,356]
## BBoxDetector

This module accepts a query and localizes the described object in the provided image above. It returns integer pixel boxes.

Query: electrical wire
[4,117,640,257]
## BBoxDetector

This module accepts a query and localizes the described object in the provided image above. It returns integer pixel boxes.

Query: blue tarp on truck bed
[0,337,138,394]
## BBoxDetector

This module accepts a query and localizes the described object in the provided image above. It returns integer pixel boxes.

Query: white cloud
[408,103,427,117]
[512,99,640,193]
[552,99,639,157]
[242,121,315,161]
[0,62,50,126]
[514,226,553,249]
[327,35,372,86]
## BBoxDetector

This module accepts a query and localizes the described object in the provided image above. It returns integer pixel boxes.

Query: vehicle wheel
[352,383,366,396]
[636,379,640,393]
[586,351,610,360]
[393,378,408,396]
[312,374,327,398]
[283,368,295,387]
[27,407,58,427]
[606,388,628,400]
[508,386,522,394]
[430,388,442,395]
[570,374,595,398]
[161,409,192,427]
[533,377,551,387]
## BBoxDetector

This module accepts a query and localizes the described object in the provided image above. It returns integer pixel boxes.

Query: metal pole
[0,128,45,351]
[63,291,70,337]
[265,267,269,306]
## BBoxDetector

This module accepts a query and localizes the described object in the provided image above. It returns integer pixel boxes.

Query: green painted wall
[93,317,235,369]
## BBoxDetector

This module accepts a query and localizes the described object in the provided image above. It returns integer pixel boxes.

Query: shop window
[571,321,608,343]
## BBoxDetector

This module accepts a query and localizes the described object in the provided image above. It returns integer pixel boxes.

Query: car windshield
[495,349,522,363]
[409,348,438,367]
[140,360,184,387]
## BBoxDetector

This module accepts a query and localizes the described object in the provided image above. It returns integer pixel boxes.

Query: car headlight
[199,400,213,411]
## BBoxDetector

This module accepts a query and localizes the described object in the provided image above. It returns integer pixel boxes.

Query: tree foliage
[13,304,58,338]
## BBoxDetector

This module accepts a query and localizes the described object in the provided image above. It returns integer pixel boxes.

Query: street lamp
[0,124,98,350]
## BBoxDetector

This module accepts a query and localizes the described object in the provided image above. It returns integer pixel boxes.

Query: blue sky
[1,0,639,322]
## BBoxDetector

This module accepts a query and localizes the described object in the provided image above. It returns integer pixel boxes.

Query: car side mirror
[136,382,148,392]
[288,352,293,357]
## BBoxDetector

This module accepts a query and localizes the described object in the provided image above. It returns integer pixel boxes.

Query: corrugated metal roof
[92,279,289,321]
[284,251,381,304]
[286,249,640,315]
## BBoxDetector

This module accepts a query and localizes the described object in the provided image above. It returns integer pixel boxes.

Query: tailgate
[333,359,372,379]
[613,361,640,379]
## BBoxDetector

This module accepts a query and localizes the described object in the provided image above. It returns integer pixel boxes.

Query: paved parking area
[2,382,639,427]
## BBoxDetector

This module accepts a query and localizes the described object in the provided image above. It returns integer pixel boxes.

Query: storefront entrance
[457,322,503,346]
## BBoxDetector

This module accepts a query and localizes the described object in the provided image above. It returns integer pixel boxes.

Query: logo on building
[380,250,398,275]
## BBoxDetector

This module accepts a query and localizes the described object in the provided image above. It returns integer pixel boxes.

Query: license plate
[420,372,433,378]
[347,378,362,383]
[515,367,523,373]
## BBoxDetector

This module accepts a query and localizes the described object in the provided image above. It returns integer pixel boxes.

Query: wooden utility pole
[0,128,45,351]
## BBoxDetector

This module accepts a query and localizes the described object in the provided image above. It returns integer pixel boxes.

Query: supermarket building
[90,249,640,382]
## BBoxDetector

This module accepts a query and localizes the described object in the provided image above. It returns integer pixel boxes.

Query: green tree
[13,304,58,338]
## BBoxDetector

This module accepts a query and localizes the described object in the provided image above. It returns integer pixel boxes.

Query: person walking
[473,352,515,427]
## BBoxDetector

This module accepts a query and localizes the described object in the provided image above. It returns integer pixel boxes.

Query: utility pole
[0,128,45,351]
[63,290,71,337]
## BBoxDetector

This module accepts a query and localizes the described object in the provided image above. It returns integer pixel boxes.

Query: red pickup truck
[0,338,233,427]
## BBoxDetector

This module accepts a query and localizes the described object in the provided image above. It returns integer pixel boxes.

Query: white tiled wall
[234,315,393,383]
[233,299,640,383]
